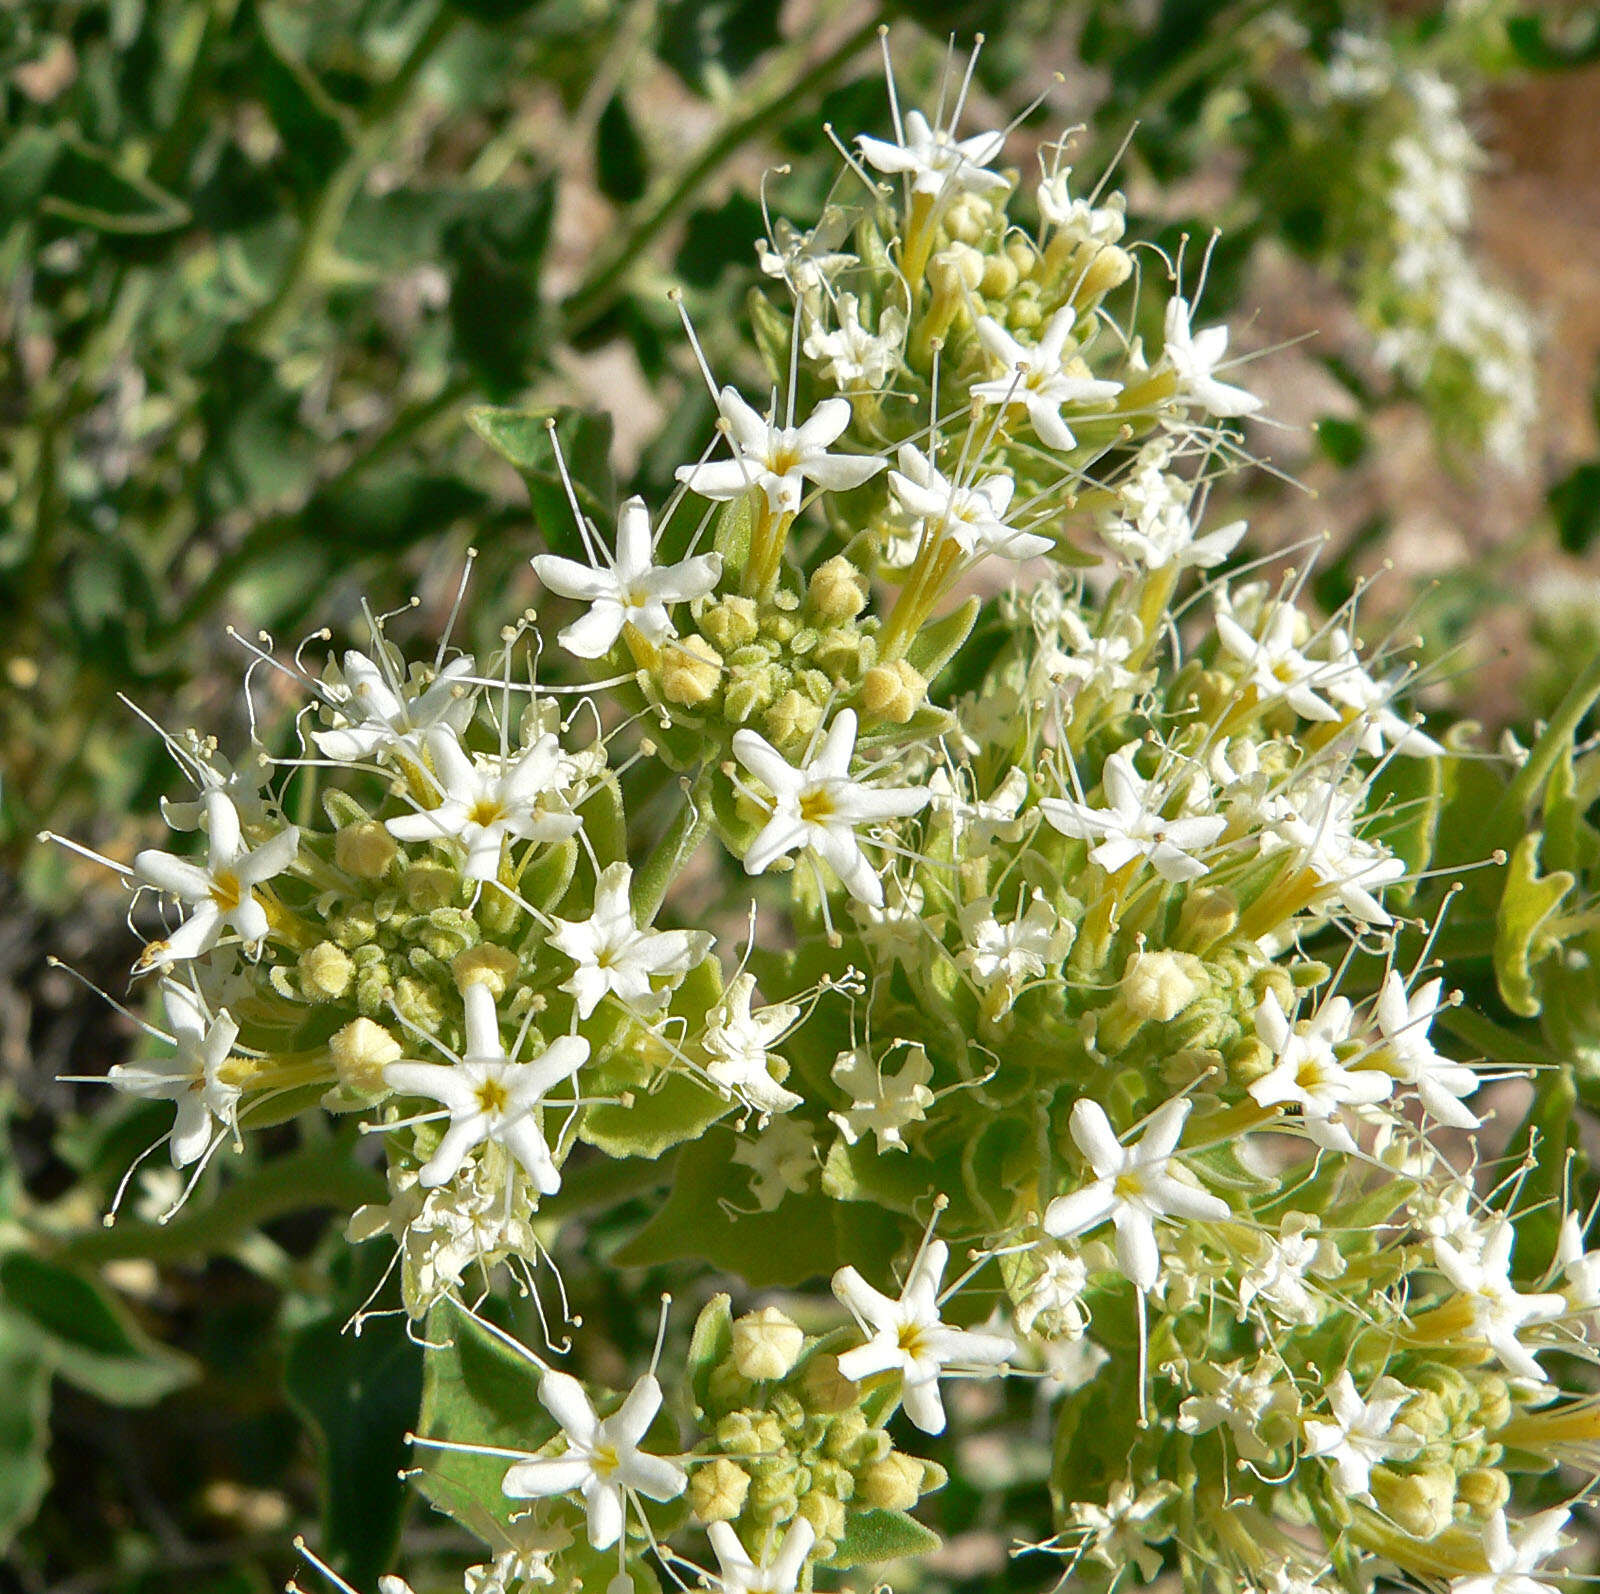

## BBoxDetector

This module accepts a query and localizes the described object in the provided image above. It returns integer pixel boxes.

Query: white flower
[833,1237,1016,1433]
[386,727,581,881]
[756,212,857,296]
[1040,609,1139,701]
[1039,749,1226,883]
[958,891,1063,988]
[675,389,883,517]
[1070,1480,1177,1582]
[1016,1246,1089,1340]
[313,649,477,763]
[547,862,710,1021]
[383,983,587,1192]
[1162,296,1262,417]
[829,1043,934,1154]
[802,294,906,389]
[855,109,1007,198]
[1042,1098,1229,1291]
[887,444,1051,562]
[732,709,929,908]
[702,972,803,1116]
[1235,1213,1342,1326]
[501,1368,686,1549]
[108,982,240,1167]
[707,1517,815,1594]
[1302,1370,1418,1499]
[1273,779,1406,926]
[1557,1213,1600,1314]
[972,310,1122,452]
[134,792,299,965]
[731,1116,816,1211]
[1215,601,1341,723]
[1100,456,1245,572]
[532,496,722,659]
[1036,169,1126,244]
[1450,1509,1571,1594]
[1248,991,1391,1154]
[1177,1356,1294,1463]
[1319,629,1442,757]
[1374,972,1478,1126]
[1434,1222,1564,1382]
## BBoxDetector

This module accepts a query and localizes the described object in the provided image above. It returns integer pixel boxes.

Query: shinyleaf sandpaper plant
[45,35,1600,1594]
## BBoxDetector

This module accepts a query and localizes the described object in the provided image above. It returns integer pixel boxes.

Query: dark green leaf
[1550,462,1600,556]
[470,404,617,560]
[249,5,352,197]
[1507,12,1600,69]
[1314,416,1367,467]
[0,1310,52,1551]
[446,181,555,396]
[41,133,190,235]
[596,93,648,204]
[828,1507,940,1569]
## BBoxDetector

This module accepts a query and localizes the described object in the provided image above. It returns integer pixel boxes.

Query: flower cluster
[53,39,1594,1594]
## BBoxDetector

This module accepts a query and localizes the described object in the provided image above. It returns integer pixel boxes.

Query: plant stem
[559,10,879,338]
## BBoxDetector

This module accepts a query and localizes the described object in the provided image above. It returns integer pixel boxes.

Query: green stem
[53,1141,384,1266]
[243,4,458,352]
[559,11,879,338]
[1499,646,1600,821]
[631,764,715,923]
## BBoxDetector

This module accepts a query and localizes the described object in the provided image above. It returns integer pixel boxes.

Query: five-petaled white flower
[134,792,299,965]
[707,1516,816,1594]
[1374,971,1478,1126]
[855,109,1007,198]
[1249,991,1391,1154]
[383,982,587,1192]
[387,727,580,882]
[676,389,883,518]
[887,444,1051,562]
[1039,749,1226,883]
[1301,1369,1418,1500]
[829,1042,934,1153]
[1162,296,1262,417]
[972,310,1123,452]
[532,496,721,660]
[1272,779,1406,926]
[802,294,906,390]
[1433,1222,1564,1382]
[501,1368,686,1550]
[732,709,929,908]
[313,648,477,764]
[832,1237,1016,1434]
[1215,601,1342,724]
[1450,1509,1571,1594]
[547,862,710,1021]
[108,981,240,1167]
[702,972,803,1116]
[1043,1097,1229,1291]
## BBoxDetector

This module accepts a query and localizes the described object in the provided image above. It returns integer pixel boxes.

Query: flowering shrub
[24,30,1600,1594]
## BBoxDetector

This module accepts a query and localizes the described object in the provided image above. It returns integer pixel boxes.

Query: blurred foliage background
[2,0,1598,1589]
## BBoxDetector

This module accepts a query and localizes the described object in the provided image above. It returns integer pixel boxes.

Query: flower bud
[453,943,520,998]
[1120,949,1204,1023]
[724,663,778,726]
[336,820,397,879]
[763,690,824,753]
[700,596,760,652]
[796,1489,845,1543]
[404,862,458,910]
[689,1458,751,1524]
[1368,1465,1455,1540]
[980,252,1019,299]
[1457,1466,1510,1516]
[860,660,925,725]
[329,1017,403,1095]
[802,1354,859,1415]
[1176,887,1238,950]
[661,635,723,706]
[808,556,869,622]
[1073,242,1132,300]
[300,940,353,1001]
[821,1410,870,1462]
[857,1453,926,1511]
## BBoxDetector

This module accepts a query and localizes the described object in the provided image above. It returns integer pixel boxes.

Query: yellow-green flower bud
[822,1411,869,1462]
[453,943,520,998]
[300,940,353,1001]
[860,660,925,725]
[1120,949,1205,1023]
[724,664,779,725]
[1457,1467,1510,1516]
[700,596,760,652]
[329,1017,403,1095]
[404,862,458,911]
[1397,1391,1450,1445]
[661,635,723,706]
[689,1458,751,1524]
[802,1355,858,1415]
[335,820,397,879]
[795,1489,845,1543]
[329,902,379,950]
[709,1360,754,1410]
[980,252,1019,299]
[1369,1465,1456,1540]
[1176,887,1238,950]
[857,1453,926,1511]
[808,556,869,622]
[763,690,824,752]
[1472,1375,1511,1432]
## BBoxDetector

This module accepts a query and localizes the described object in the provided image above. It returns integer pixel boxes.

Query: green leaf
[1551,462,1600,556]
[248,3,352,198]
[1507,12,1600,69]
[578,1069,729,1160]
[906,596,981,688]
[1314,416,1368,467]
[415,1299,557,1537]
[685,1294,733,1415]
[828,1506,940,1569]
[446,182,555,396]
[285,1270,423,1589]
[1495,1067,1579,1281]
[613,1128,842,1285]
[469,403,617,560]
[1493,833,1573,1017]
[596,94,647,204]
[40,133,191,235]
[0,1309,52,1552]
[0,1252,197,1407]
